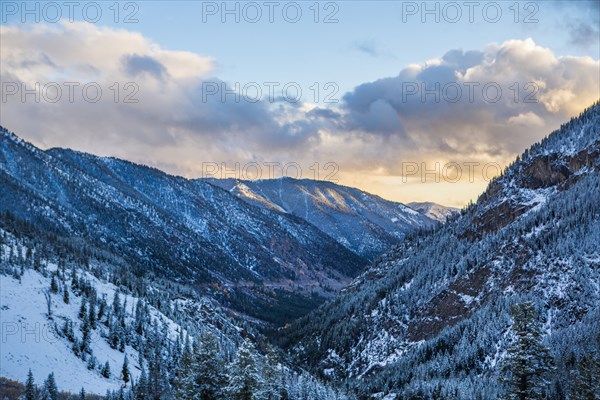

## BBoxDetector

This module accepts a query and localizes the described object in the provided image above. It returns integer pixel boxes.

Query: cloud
[552,0,600,48]
[341,38,599,166]
[123,55,167,80]
[354,40,381,57]
[0,23,598,206]
[0,22,323,158]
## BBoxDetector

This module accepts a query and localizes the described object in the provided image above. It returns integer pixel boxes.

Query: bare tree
[43,289,52,319]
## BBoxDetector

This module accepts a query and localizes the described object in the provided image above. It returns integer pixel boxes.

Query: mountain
[277,102,600,398]
[0,224,350,399]
[407,201,460,223]
[205,178,435,259]
[0,129,369,324]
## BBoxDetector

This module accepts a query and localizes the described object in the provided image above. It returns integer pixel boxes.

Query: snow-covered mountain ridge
[0,129,371,324]
[406,202,460,223]
[205,178,436,259]
[0,128,436,324]
[278,102,600,399]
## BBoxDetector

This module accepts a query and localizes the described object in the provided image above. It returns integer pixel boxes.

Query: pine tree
[79,297,87,320]
[503,302,554,400]
[109,318,120,349]
[570,352,600,400]
[262,347,285,400]
[79,387,86,400]
[50,274,59,293]
[88,298,97,329]
[135,366,149,400]
[63,318,75,342]
[173,338,194,400]
[194,332,227,400]
[25,369,36,400]
[148,344,168,400]
[33,250,41,271]
[113,290,121,315]
[41,372,58,400]
[98,297,105,321]
[63,284,70,304]
[80,313,91,355]
[227,339,263,400]
[101,361,111,378]
[71,269,79,293]
[87,355,97,370]
[122,354,131,385]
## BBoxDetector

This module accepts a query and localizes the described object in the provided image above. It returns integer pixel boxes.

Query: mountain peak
[407,202,460,222]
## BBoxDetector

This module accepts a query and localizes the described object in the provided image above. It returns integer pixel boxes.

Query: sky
[1,0,599,207]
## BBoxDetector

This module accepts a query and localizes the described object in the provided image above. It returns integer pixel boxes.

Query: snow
[0,269,140,395]
[458,293,475,305]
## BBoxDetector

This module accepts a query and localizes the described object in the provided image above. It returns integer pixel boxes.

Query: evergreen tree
[80,314,91,355]
[97,297,105,321]
[79,297,87,320]
[147,344,168,400]
[109,319,120,349]
[62,318,75,342]
[87,355,97,370]
[226,339,263,400]
[33,250,41,271]
[41,372,58,400]
[79,387,86,400]
[101,361,111,378]
[88,298,97,329]
[25,369,36,400]
[63,284,70,304]
[173,339,194,400]
[71,269,79,293]
[503,302,554,400]
[570,352,600,400]
[50,274,59,293]
[122,354,131,385]
[262,347,286,400]
[194,332,227,400]
[113,290,121,315]
[135,367,149,400]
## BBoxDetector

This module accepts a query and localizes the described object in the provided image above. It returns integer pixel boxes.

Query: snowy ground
[0,268,140,395]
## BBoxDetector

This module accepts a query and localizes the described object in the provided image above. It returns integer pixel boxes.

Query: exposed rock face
[407,267,492,342]
[462,139,600,239]
[516,144,600,189]
[280,103,600,397]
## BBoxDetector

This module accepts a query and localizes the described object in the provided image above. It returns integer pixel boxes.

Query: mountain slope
[0,129,366,324]
[278,102,600,398]
[407,201,460,223]
[0,226,351,399]
[206,178,435,259]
